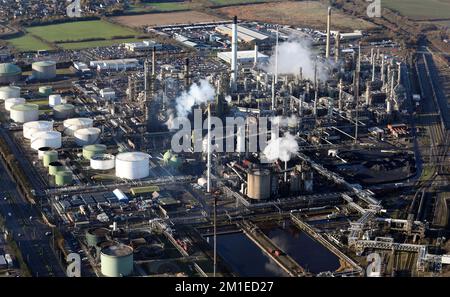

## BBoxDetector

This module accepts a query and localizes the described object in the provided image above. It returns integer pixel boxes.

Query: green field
[58,38,144,50]
[209,0,273,5]
[26,20,138,42]
[382,0,450,20]
[6,34,53,51]
[127,2,192,12]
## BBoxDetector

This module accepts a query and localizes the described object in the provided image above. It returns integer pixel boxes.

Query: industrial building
[217,50,269,65]
[123,40,162,52]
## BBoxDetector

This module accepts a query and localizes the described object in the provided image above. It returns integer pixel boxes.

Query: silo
[247,169,271,200]
[4,97,25,111]
[48,161,63,175]
[115,152,150,180]
[10,103,39,123]
[23,120,53,139]
[30,131,61,150]
[0,63,21,84]
[43,151,58,167]
[91,154,115,170]
[83,144,107,160]
[0,85,20,100]
[100,244,134,277]
[39,86,53,96]
[49,94,62,107]
[53,104,75,120]
[32,61,56,80]
[74,127,101,146]
[55,171,73,186]
[37,147,51,160]
[85,228,110,248]
[63,118,93,136]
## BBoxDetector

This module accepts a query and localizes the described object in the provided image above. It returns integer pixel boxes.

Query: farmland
[25,20,138,42]
[382,0,450,20]
[6,34,53,52]
[215,1,377,30]
[113,11,224,28]
[126,1,193,13]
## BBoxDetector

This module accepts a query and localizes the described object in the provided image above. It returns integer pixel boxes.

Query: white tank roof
[116,152,150,162]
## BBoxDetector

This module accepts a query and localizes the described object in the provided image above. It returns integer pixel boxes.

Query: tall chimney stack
[231,16,238,91]
[325,7,332,59]
[151,46,156,76]
[254,44,258,68]
[334,31,340,63]
[184,58,190,87]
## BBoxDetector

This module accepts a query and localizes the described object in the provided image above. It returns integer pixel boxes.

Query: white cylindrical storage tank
[91,154,115,170]
[10,103,39,123]
[63,118,93,136]
[0,86,21,100]
[49,94,62,107]
[53,104,75,120]
[30,131,61,150]
[23,121,53,139]
[32,61,56,80]
[74,127,101,146]
[115,152,150,180]
[5,97,25,111]
[100,244,134,277]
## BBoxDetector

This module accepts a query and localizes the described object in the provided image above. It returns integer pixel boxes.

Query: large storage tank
[55,171,73,186]
[30,131,61,150]
[74,127,101,146]
[43,150,58,167]
[32,61,56,80]
[10,103,39,123]
[247,169,271,200]
[53,104,75,120]
[5,97,25,111]
[83,144,107,160]
[100,244,134,277]
[63,118,93,136]
[49,161,64,175]
[85,228,110,248]
[23,121,53,139]
[0,63,21,84]
[0,85,20,100]
[49,94,62,107]
[115,152,150,180]
[91,154,115,170]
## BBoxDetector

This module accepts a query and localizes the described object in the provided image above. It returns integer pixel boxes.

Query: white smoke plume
[175,79,216,118]
[263,38,329,81]
[165,110,175,130]
[263,132,299,162]
[225,95,232,103]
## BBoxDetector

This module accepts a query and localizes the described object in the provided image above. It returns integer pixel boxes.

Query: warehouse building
[90,59,140,72]
[123,40,162,52]
[215,24,269,43]
[217,50,269,65]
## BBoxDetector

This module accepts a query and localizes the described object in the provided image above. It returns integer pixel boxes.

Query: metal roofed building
[217,50,269,65]
[216,24,269,43]
[123,40,162,52]
[90,59,140,72]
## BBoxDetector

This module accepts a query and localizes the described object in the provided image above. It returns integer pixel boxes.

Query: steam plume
[175,79,216,118]
[263,132,298,162]
[263,38,329,81]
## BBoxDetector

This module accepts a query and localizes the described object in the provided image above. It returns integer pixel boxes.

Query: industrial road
[0,151,65,276]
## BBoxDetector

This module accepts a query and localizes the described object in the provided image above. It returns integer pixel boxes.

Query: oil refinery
[0,1,449,281]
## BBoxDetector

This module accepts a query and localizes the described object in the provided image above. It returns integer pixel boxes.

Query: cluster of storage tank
[85,228,134,277]
[243,165,314,200]
[82,145,150,180]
